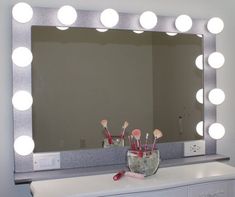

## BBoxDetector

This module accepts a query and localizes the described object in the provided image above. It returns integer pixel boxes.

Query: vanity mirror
[12,3,225,183]
[31,26,203,152]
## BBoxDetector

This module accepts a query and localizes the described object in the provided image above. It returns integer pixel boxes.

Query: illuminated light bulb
[208,52,225,69]
[208,88,225,105]
[166,32,178,36]
[207,17,224,34]
[196,121,203,136]
[197,34,202,38]
[12,47,33,68]
[57,5,77,26]
[133,30,144,34]
[196,89,203,104]
[14,136,35,156]
[195,54,203,70]
[100,8,119,28]
[175,14,192,32]
[208,123,225,139]
[12,91,33,111]
[56,26,69,30]
[12,2,33,23]
[139,11,158,30]
[96,28,108,32]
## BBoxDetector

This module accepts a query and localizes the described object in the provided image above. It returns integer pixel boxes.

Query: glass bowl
[103,136,124,148]
[127,149,160,177]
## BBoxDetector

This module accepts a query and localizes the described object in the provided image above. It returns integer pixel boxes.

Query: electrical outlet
[184,140,205,157]
[33,152,60,171]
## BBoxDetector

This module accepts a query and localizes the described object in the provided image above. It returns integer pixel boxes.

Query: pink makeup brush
[100,119,113,144]
[130,135,136,150]
[144,133,149,151]
[132,129,141,150]
[120,121,129,139]
[151,129,163,151]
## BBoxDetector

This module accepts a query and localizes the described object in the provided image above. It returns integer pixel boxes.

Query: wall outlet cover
[184,140,206,157]
[33,152,60,171]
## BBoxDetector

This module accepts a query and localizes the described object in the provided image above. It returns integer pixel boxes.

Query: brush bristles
[100,119,108,128]
[153,129,163,139]
[132,129,141,139]
[123,121,129,129]
[145,133,149,139]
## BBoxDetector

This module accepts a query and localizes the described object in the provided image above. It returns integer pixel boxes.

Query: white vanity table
[30,162,235,197]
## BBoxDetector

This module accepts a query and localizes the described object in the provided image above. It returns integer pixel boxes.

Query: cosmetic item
[151,129,163,151]
[100,119,113,144]
[132,129,141,150]
[128,136,134,150]
[125,171,145,179]
[130,135,136,150]
[120,121,129,139]
[113,170,126,181]
[144,133,149,151]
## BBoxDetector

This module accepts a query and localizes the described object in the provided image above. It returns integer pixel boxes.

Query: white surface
[30,162,235,197]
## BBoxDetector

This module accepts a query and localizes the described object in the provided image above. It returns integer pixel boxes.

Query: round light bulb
[208,52,225,69]
[56,26,69,30]
[12,91,33,111]
[195,54,203,70]
[175,15,192,32]
[12,2,33,23]
[96,28,108,32]
[196,121,203,136]
[208,123,225,139]
[14,136,35,156]
[139,11,158,30]
[207,17,224,34]
[133,30,144,34]
[197,34,202,38]
[208,88,225,105]
[57,5,77,26]
[12,47,33,67]
[166,32,178,36]
[100,9,119,28]
[196,89,203,104]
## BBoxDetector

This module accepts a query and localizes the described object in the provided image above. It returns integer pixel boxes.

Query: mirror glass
[31,26,203,152]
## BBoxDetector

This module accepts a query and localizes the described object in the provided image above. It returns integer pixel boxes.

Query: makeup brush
[132,129,141,150]
[100,119,113,144]
[130,135,136,150]
[144,133,149,151]
[120,121,129,139]
[151,129,163,151]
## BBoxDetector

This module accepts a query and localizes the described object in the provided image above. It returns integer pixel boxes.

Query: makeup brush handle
[105,128,113,144]
[151,138,157,151]
[120,130,125,138]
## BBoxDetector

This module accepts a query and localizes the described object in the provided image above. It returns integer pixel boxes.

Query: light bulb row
[13,3,224,34]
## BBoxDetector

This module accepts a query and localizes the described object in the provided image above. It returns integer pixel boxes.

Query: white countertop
[30,162,235,197]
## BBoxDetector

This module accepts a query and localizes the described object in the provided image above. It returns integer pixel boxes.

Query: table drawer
[188,180,233,197]
[111,186,187,197]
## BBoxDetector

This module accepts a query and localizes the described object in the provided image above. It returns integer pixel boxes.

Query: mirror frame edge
[12,7,216,181]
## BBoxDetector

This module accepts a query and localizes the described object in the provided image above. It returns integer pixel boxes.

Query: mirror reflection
[31,26,203,152]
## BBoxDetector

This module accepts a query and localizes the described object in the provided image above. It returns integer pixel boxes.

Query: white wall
[1,0,234,196]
